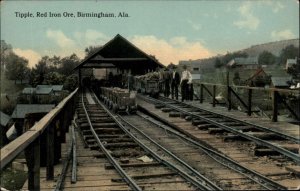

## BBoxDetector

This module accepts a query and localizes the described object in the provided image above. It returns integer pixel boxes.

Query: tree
[279,45,299,65]
[84,46,102,58]
[287,60,300,80]
[258,51,276,65]
[59,54,80,76]
[5,53,30,83]
[32,57,49,85]
[1,40,13,71]
[44,72,66,85]
[63,74,78,91]
[214,58,223,68]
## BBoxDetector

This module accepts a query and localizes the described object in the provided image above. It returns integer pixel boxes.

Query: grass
[0,167,27,190]
[0,71,27,114]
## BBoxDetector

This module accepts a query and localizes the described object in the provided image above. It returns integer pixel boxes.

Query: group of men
[159,65,193,102]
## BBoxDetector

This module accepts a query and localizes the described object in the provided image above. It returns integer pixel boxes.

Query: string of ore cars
[99,72,160,114]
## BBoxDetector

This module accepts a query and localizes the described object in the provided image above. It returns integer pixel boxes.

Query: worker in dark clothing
[171,65,180,100]
[180,65,192,102]
[163,68,171,97]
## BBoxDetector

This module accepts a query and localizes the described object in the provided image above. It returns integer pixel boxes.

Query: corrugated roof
[11,104,55,119]
[36,85,63,91]
[22,88,36,94]
[0,111,11,127]
[271,77,292,87]
[22,87,54,95]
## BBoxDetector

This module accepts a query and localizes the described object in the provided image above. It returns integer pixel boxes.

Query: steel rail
[118,114,222,190]
[160,96,299,143]
[91,91,214,190]
[81,93,142,191]
[137,111,287,190]
[139,95,300,164]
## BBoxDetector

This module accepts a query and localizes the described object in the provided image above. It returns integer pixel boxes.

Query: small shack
[11,104,55,135]
[270,77,292,89]
[36,85,64,95]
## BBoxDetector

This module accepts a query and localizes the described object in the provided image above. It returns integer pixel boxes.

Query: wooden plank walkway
[22,125,129,190]
[185,100,300,139]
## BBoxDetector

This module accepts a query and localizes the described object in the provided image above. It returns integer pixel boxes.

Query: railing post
[212,85,216,107]
[272,90,278,122]
[23,113,44,191]
[247,89,252,116]
[46,123,54,180]
[227,86,232,111]
[200,84,203,103]
[25,137,40,191]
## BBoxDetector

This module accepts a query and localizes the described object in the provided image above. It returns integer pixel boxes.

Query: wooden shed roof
[0,111,11,127]
[74,34,164,73]
[11,104,55,119]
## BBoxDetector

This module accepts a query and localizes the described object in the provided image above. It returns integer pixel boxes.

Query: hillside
[179,38,299,70]
[241,39,299,57]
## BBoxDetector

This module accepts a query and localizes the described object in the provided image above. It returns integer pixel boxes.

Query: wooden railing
[194,82,300,122]
[0,88,78,190]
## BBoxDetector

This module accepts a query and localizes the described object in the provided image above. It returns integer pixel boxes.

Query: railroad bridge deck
[1,89,300,190]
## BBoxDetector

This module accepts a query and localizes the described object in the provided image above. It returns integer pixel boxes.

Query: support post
[212,85,216,107]
[25,138,40,191]
[200,84,203,103]
[247,89,252,116]
[227,86,232,111]
[272,90,278,122]
[46,123,55,180]
[78,68,82,88]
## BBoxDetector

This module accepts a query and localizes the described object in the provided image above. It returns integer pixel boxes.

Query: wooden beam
[0,88,78,170]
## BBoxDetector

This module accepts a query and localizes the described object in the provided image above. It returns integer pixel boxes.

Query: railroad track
[120,111,289,190]
[76,89,221,190]
[138,94,300,164]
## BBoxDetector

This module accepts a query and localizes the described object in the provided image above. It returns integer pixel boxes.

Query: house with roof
[244,68,270,87]
[10,104,55,138]
[270,76,292,89]
[36,85,64,95]
[227,57,259,70]
[285,58,297,70]
[21,87,54,104]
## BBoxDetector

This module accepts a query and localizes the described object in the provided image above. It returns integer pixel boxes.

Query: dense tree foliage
[258,51,276,65]
[5,53,30,83]
[279,45,299,65]
[85,45,102,58]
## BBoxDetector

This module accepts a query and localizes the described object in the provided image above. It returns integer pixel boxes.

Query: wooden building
[74,34,164,87]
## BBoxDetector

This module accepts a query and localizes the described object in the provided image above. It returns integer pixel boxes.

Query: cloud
[234,2,260,30]
[130,35,213,65]
[271,29,296,40]
[45,29,109,59]
[47,29,75,48]
[187,19,202,31]
[262,1,285,13]
[13,48,42,68]
[73,30,109,47]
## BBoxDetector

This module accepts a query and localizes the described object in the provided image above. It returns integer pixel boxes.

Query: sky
[1,0,299,67]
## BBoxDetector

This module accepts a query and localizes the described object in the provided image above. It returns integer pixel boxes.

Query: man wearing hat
[170,64,180,100]
[180,65,192,102]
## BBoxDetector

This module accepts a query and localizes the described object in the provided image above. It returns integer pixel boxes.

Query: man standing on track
[171,65,180,100]
[180,65,192,102]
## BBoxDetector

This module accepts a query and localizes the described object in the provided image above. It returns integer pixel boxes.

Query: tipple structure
[99,87,137,114]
